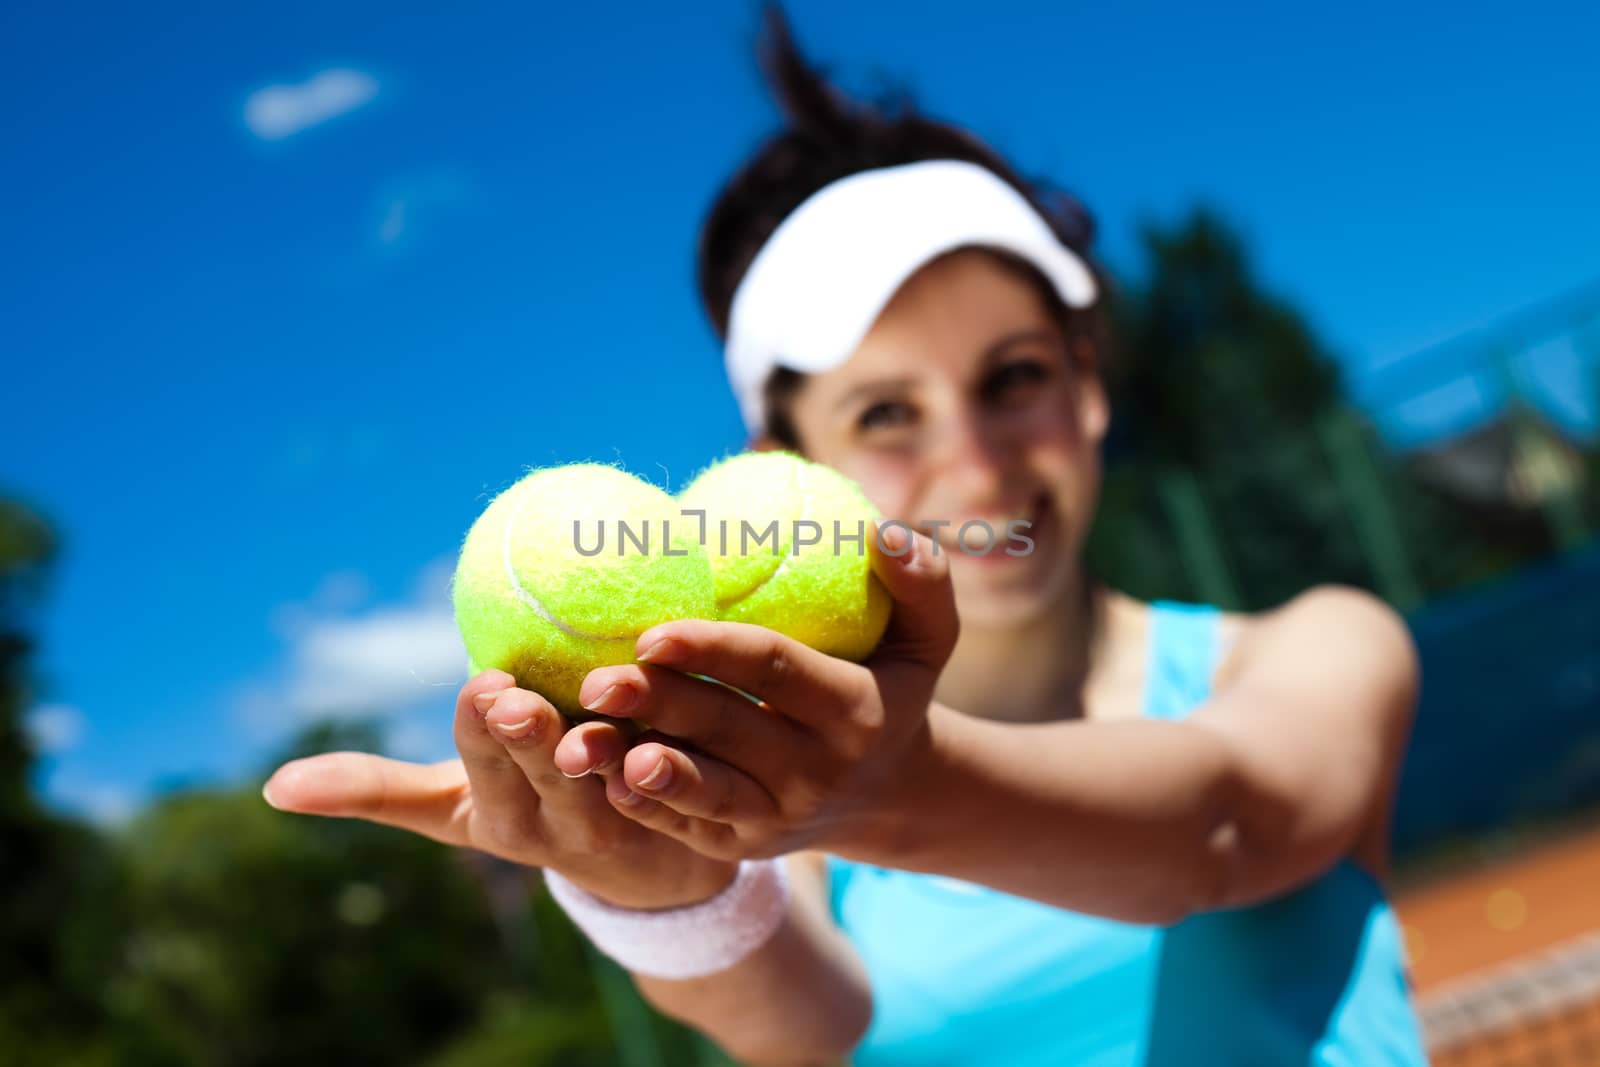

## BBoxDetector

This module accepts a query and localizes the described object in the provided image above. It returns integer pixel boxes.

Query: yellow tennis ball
[678,451,891,661]
[452,463,716,716]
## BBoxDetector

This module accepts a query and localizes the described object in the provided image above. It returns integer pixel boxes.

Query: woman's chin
[947,548,1072,628]
[934,493,1079,627]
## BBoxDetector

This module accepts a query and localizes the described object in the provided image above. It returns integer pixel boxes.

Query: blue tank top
[826,600,1428,1066]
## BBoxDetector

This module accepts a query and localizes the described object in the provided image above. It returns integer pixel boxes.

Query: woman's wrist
[552,859,740,911]
[833,700,970,870]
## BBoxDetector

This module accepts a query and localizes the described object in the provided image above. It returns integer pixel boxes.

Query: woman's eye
[983,359,1051,401]
[858,400,914,431]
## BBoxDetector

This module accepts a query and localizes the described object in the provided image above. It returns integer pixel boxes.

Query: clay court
[1398,823,1600,1064]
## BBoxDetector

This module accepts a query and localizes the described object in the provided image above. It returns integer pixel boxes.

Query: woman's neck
[933,571,1146,724]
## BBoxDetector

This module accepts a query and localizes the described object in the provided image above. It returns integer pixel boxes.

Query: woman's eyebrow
[833,376,916,415]
[978,328,1062,367]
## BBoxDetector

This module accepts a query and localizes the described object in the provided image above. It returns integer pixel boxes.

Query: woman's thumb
[868,520,960,670]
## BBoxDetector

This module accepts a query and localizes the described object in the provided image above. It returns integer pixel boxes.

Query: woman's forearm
[632,856,871,1066]
[856,703,1246,924]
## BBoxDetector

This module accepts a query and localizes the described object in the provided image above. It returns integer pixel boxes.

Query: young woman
[264,14,1428,1066]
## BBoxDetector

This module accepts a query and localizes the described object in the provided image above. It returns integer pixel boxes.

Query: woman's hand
[560,523,958,863]
[262,670,739,910]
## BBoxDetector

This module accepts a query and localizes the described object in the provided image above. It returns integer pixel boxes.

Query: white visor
[724,158,1098,434]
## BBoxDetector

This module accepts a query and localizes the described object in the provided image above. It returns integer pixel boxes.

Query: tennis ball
[452,463,716,716]
[678,451,891,661]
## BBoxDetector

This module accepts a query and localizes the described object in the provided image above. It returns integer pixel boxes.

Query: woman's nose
[930,405,1016,503]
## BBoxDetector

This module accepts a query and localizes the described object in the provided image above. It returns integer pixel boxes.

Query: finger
[598,757,760,861]
[484,692,628,828]
[550,718,633,780]
[619,740,778,829]
[575,662,803,778]
[477,686,570,787]
[629,619,856,731]
[869,521,959,669]
[263,753,472,848]
[453,677,549,835]
[598,771,736,857]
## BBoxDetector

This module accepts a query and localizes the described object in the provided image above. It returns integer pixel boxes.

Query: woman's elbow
[1164,752,1263,922]
[1176,764,1352,919]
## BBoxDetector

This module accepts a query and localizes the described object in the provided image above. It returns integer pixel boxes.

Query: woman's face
[775,248,1109,628]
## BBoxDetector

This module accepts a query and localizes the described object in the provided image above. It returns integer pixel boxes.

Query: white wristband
[542,859,791,980]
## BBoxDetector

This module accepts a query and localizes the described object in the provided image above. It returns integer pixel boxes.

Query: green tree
[0,496,144,1064]
[1089,210,1369,608]
[0,490,722,1065]
[85,718,718,1066]
[94,725,527,1066]
[1088,209,1540,610]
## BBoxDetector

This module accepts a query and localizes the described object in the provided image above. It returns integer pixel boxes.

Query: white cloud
[236,559,468,740]
[244,68,378,141]
[285,605,465,718]
[370,168,477,249]
[26,703,85,755]
[45,776,137,828]
[81,785,138,827]
[378,199,407,244]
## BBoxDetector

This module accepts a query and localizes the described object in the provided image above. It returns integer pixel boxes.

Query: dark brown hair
[698,6,1110,448]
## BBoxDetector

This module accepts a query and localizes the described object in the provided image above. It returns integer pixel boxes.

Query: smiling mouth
[921,491,1053,560]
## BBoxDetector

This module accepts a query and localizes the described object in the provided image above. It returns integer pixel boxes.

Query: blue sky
[4,1,1598,823]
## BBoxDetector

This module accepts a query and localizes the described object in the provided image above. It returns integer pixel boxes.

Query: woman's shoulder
[1101,585,1411,718]
[1211,584,1414,694]
[1195,585,1419,887]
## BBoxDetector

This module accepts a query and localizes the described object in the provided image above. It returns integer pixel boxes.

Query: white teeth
[921,498,1049,539]
[929,513,1038,534]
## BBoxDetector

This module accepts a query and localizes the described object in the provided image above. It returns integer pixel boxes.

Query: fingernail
[560,765,594,779]
[880,522,914,560]
[494,716,538,739]
[472,688,508,714]
[616,789,645,807]
[637,638,677,665]
[262,781,280,809]
[636,756,673,793]
[582,683,636,715]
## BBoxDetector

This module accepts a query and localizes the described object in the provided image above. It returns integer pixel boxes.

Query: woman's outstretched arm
[590,527,1419,923]
[886,583,1418,920]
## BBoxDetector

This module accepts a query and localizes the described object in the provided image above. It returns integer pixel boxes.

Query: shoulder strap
[1142,600,1223,722]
